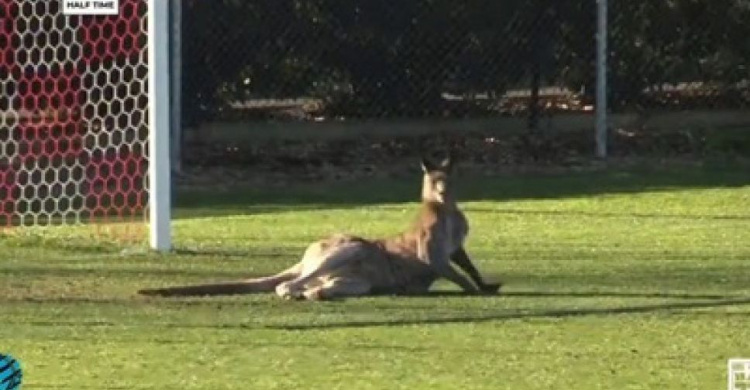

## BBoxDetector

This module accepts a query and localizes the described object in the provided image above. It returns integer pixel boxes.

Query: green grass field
[2,164,749,389]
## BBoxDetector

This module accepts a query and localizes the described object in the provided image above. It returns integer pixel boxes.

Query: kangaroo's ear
[439,151,455,172]
[421,157,434,173]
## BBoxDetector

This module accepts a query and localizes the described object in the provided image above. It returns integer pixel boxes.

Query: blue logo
[0,354,22,390]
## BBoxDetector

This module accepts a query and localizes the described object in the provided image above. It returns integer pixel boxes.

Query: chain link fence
[605,0,750,156]
[182,0,595,123]
[609,0,750,112]
[0,0,747,240]
[176,0,748,173]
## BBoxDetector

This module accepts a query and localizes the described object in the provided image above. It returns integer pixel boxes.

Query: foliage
[181,0,750,124]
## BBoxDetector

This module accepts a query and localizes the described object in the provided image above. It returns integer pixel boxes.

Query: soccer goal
[0,0,171,251]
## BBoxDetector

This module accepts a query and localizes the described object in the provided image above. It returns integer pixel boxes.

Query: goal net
[0,0,168,247]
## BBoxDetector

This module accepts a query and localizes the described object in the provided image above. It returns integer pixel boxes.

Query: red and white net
[0,0,149,240]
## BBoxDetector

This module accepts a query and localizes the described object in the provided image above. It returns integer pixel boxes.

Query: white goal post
[148,0,172,251]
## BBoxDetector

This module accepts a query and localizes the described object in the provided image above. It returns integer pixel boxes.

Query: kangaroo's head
[421,154,454,204]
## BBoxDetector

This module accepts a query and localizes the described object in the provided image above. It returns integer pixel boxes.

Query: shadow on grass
[3,289,739,308]
[175,166,750,220]
[2,266,275,279]
[29,386,133,390]
[268,296,750,331]
[397,290,732,300]
[172,248,301,258]
[7,292,750,334]
[461,207,750,221]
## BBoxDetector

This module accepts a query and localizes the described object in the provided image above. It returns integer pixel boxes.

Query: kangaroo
[138,155,501,300]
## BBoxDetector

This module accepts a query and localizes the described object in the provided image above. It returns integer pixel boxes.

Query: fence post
[148,0,172,251]
[595,0,608,158]
[170,0,183,175]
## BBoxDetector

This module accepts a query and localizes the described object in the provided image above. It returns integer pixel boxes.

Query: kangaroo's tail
[138,264,301,297]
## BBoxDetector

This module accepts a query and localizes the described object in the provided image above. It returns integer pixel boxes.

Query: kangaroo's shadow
[496,290,730,300]
[135,288,733,302]
[269,296,750,331]
[371,289,731,300]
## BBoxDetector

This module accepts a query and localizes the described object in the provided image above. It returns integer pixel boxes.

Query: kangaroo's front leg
[424,239,478,293]
[450,247,501,294]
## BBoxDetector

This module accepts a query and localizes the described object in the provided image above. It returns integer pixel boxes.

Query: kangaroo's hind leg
[276,240,366,300]
[302,277,372,300]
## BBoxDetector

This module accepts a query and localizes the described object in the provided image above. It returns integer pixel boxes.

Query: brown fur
[138,156,500,300]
